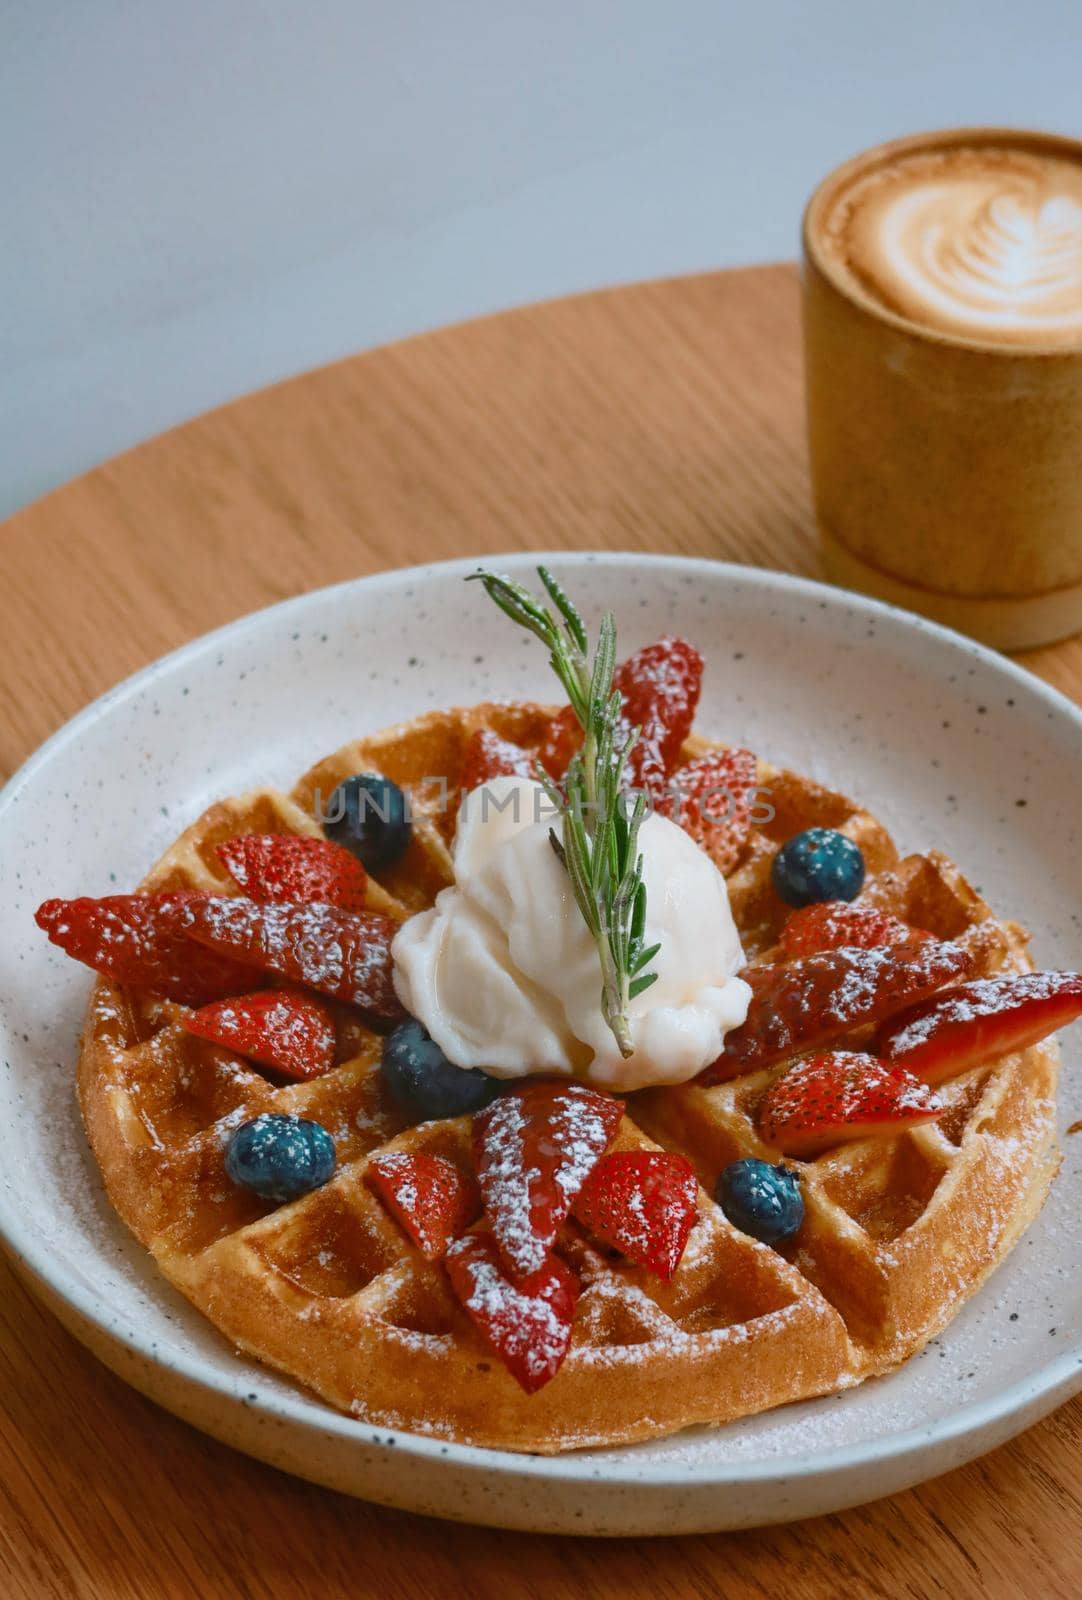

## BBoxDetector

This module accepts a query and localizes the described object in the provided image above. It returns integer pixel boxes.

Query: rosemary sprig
[467,567,659,1058]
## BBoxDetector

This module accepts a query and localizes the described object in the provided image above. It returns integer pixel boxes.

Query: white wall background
[3,1,1080,517]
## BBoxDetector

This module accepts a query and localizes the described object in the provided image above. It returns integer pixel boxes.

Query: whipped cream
[840,150,1082,347]
[391,777,752,1092]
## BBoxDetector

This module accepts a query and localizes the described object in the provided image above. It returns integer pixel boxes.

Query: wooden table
[2,264,1080,1598]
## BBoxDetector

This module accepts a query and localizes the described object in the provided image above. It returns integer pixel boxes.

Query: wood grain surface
[1,263,1080,1598]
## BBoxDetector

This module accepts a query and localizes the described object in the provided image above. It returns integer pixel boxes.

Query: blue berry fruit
[771,827,865,908]
[716,1158,804,1245]
[324,774,412,870]
[382,1018,501,1122]
[225,1113,336,1202]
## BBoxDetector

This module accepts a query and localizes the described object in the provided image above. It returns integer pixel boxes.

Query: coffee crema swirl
[836,150,1082,347]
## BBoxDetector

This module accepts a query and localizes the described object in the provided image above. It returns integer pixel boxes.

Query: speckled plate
[1,553,1081,1535]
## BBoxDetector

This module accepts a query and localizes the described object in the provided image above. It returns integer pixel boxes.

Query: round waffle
[76,704,1060,1452]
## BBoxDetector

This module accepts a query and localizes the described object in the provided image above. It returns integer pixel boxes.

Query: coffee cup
[802,127,1082,650]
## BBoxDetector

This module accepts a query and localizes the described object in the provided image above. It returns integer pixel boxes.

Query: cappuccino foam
[822,144,1082,347]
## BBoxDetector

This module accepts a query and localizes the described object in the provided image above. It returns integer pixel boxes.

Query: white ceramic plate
[2,552,1081,1535]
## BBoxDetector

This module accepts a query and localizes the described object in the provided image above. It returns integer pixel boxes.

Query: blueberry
[225,1113,336,1202]
[381,1018,501,1122]
[771,827,865,907]
[323,773,412,870]
[717,1158,804,1245]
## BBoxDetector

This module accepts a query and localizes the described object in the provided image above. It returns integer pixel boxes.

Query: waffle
[76,704,1061,1452]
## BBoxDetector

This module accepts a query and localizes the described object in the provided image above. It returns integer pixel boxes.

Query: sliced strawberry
[216,833,367,912]
[35,892,252,1005]
[877,970,1082,1085]
[699,938,973,1084]
[538,705,582,782]
[444,1231,579,1393]
[572,1150,698,1280]
[656,747,757,874]
[473,1081,624,1280]
[778,901,931,960]
[366,1151,480,1261]
[539,636,703,790]
[181,987,336,1079]
[759,1050,943,1156]
[183,897,404,1020]
[460,729,536,792]
[616,637,703,791]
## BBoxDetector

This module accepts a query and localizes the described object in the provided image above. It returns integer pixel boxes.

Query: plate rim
[3,547,1082,1490]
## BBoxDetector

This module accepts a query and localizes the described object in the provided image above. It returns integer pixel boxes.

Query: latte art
[837,151,1082,347]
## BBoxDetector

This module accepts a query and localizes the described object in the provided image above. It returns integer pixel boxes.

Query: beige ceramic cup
[802,127,1082,650]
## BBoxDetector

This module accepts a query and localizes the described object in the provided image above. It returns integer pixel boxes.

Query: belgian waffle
[76,704,1060,1452]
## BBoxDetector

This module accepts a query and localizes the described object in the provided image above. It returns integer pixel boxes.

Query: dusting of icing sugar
[199,993,331,1064]
[476,1093,541,1275]
[731,939,971,1067]
[371,1151,420,1215]
[447,1238,572,1384]
[475,1087,620,1277]
[552,1093,620,1203]
[214,1104,250,1144]
[189,897,396,1012]
[888,971,1081,1055]
[819,942,962,1029]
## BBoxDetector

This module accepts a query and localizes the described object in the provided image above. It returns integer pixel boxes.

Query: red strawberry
[181,987,336,1079]
[444,1231,579,1394]
[572,1150,699,1280]
[460,729,536,792]
[216,833,367,912]
[538,705,582,782]
[877,970,1082,1085]
[35,892,252,1005]
[539,637,703,790]
[778,901,930,960]
[699,938,973,1084]
[656,747,757,874]
[616,637,703,791]
[759,1050,943,1156]
[473,1081,624,1280]
[365,1151,480,1261]
[183,897,404,1020]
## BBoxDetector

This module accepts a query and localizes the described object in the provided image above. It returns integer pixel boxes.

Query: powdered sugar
[475,1093,540,1273]
[444,1233,578,1391]
[458,1251,569,1380]
[372,1152,419,1216]
[888,971,1082,1054]
[723,939,971,1070]
[474,1084,622,1277]
[188,897,400,1016]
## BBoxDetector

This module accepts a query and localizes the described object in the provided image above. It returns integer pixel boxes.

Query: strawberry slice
[183,897,404,1020]
[460,729,536,792]
[35,892,252,1005]
[572,1150,699,1280]
[539,637,703,791]
[216,833,367,912]
[759,1050,943,1156]
[656,747,758,874]
[366,1151,480,1261]
[473,1081,624,1280]
[877,970,1082,1084]
[538,705,581,783]
[181,987,336,1079]
[778,901,930,960]
[699,937,973,1084]
[444,1231,579,1393]
[616,637,703,791]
